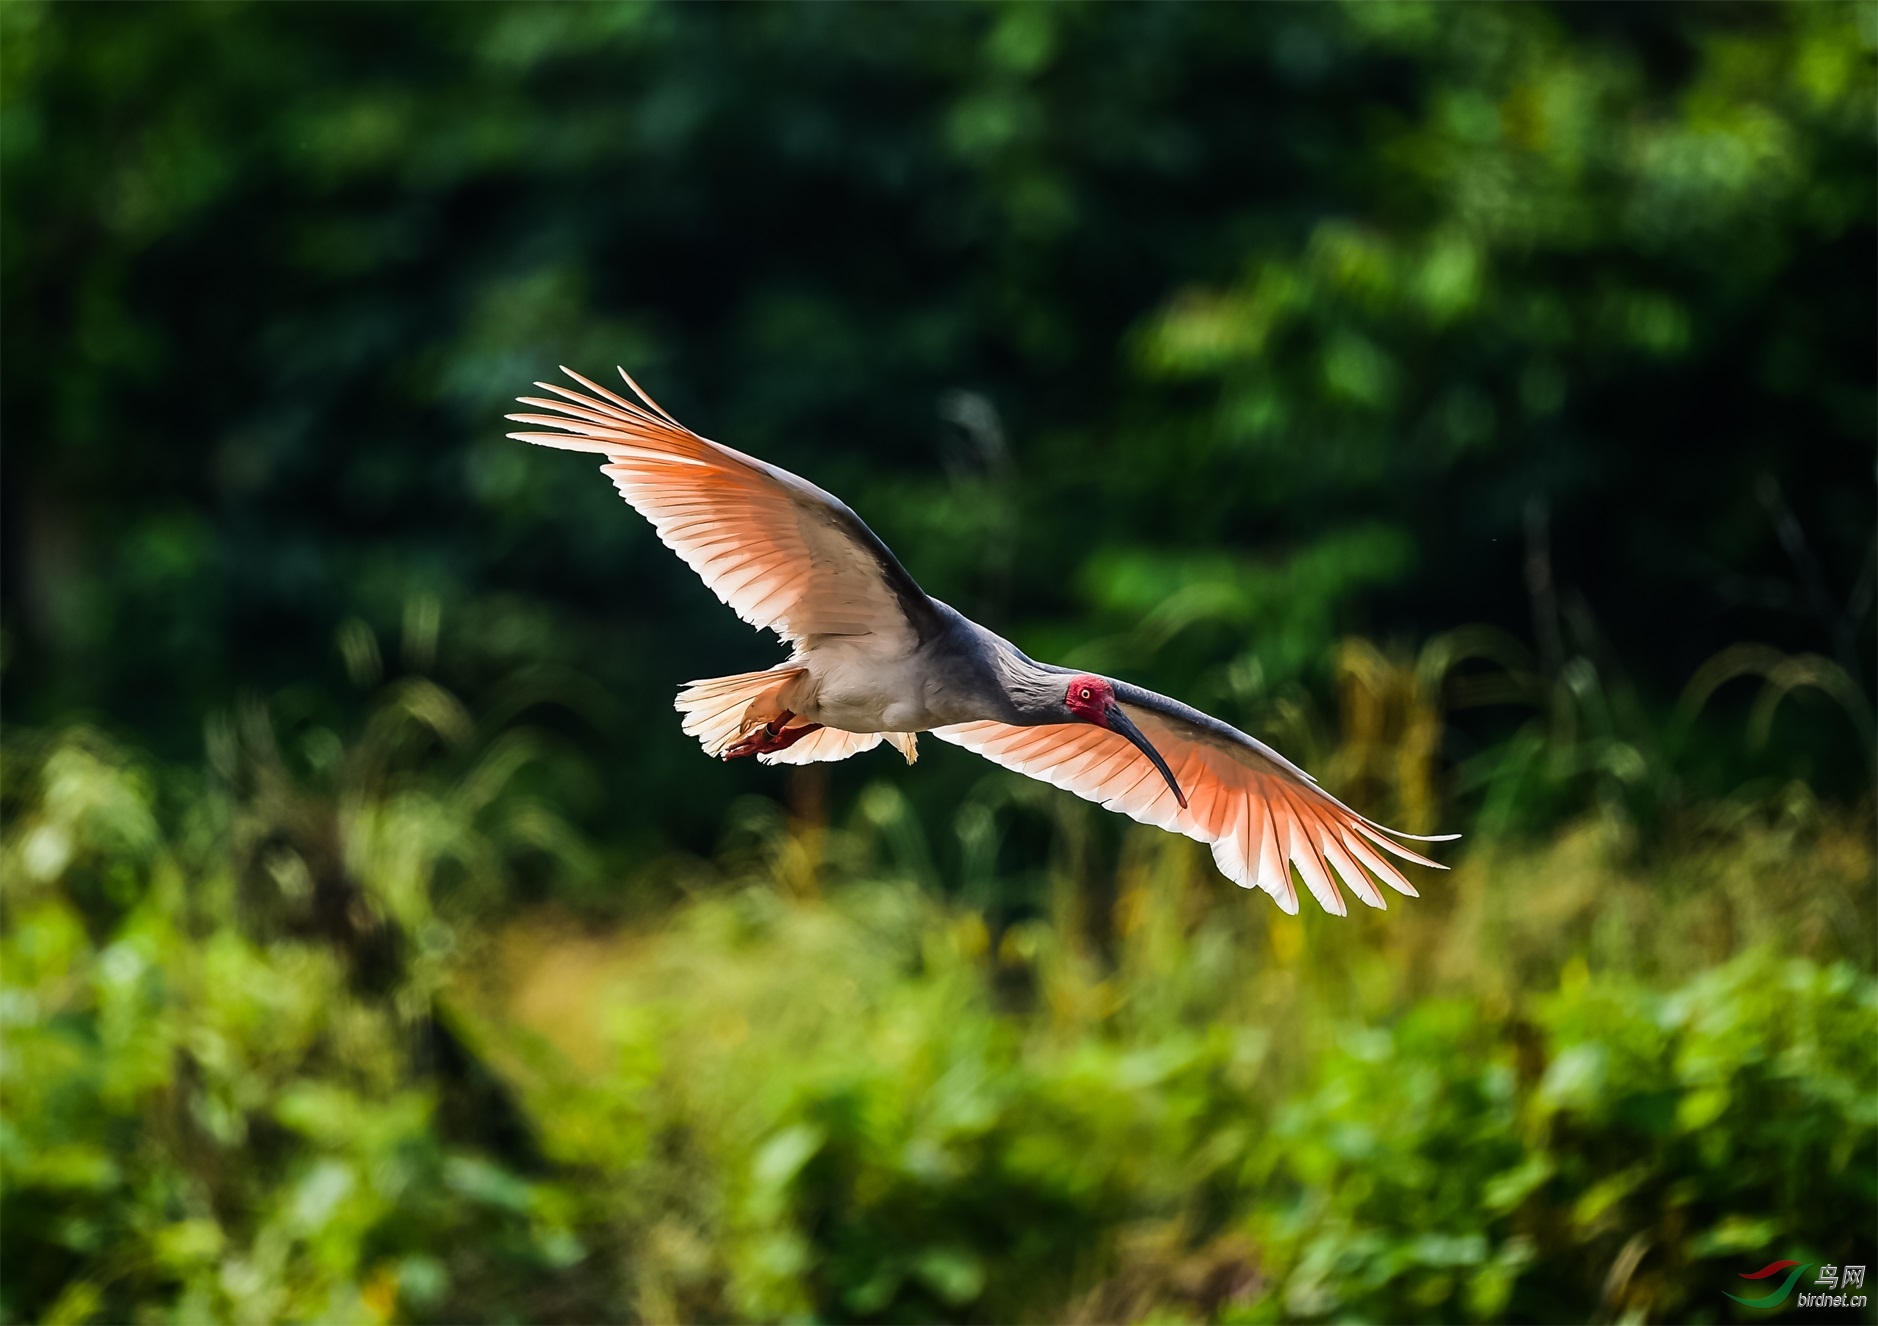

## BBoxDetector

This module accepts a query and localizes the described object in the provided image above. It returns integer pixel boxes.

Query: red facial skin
[1064,675,1117,725]
[1064,673,1189,809]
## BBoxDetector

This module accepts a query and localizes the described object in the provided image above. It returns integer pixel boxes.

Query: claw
[723,710,824,759]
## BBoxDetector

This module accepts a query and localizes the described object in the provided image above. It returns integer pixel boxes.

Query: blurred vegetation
[2,2,1873,1323]
[2,706,1872,1323]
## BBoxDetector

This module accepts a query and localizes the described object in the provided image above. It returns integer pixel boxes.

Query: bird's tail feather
[674,667,918,766]
[675,667,806,757]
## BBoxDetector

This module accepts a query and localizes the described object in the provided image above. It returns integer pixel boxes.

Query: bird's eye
[1080,688,1092,701]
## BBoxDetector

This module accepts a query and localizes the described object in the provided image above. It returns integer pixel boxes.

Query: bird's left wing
[508,368,941,648]
[934,681,1454,915]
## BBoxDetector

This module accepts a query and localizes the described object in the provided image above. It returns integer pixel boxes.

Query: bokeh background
[3,4,1874,1323]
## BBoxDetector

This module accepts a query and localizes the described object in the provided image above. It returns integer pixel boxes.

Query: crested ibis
[509,368,1454,914]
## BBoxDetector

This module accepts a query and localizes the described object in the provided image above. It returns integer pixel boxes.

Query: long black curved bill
[1106,704,1188,809]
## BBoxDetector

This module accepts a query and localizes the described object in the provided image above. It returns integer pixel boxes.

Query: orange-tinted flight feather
[508,369,916,647]
[935,703,1450,916]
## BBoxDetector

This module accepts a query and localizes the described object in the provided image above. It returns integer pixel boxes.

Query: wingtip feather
[557,364,648,418]
[1363,820,1463,843]
[618,365,682,426]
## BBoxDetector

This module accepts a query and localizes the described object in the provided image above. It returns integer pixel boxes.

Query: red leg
[723,711,825,760]
[762,722,824,753]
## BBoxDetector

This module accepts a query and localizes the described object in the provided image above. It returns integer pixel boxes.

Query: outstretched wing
[509,368,940,648]
[933,680,1454,915]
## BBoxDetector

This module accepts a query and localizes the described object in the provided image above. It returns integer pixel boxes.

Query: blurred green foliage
[3,4,1875,1323]
[2,719,1872,1323]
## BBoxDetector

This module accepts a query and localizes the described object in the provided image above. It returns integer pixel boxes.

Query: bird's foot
[723,711,824,760]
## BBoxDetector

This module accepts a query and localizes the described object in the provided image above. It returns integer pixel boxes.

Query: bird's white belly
[792,638,947,733]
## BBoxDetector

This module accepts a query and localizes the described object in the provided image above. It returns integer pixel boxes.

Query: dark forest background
[3,5,1873,1323]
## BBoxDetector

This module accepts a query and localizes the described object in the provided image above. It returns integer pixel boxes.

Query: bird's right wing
[934,681,1453,915]
[509,368,940,648]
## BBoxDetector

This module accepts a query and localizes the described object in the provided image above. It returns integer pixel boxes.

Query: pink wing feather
[934,702,1449,916]
[508,369,920,648]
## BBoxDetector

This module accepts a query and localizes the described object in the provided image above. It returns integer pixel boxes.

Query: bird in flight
[509,368,1453,915]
